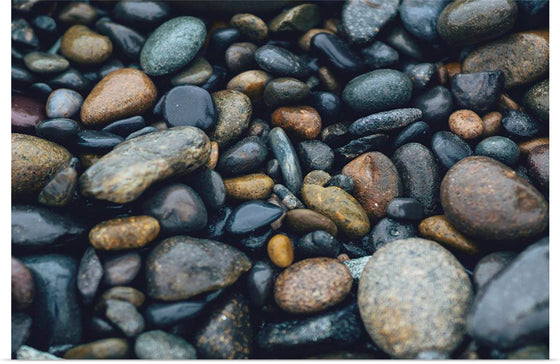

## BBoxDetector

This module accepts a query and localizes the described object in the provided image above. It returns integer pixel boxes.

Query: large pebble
[451,71,504,114]
[163,85,216,130]
[12,94,46,133]
[342,0,399,44]
[23,51,69,74]
[349,108,422,136]
[226,70,271,103]
[268,4,320,33]
[523,79,548,122]
[211,89,252,146]
[61,25,112,64]
[135,331,196,359]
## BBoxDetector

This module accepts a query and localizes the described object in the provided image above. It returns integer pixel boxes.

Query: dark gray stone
[349,108,422,136]
[342,0,399,44]
[268,127,302,194]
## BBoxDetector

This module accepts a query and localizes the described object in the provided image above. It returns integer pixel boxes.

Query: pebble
[45,88,82,119]
[441,156,548,241]
[225,42,257,73]
[285,208,338,236]
[419,215,480,255]
[385,25,424,60]
[239,228,274,253]
[448,109,484,140]
[368,217,417,251]
[255,45,310,78]
[360,41,399,69]
[507,345,549,360]
[61,25,112,64]
[103,252,141,286]
[12,18,39,49]
[12,94,46,133]
[412,85,453,126]
[431,131,473,169]
[334,134,390,163]
[472,251,515,291]
[501,109,541,141]
[140,16,206,76]
[104,299,145,337]
[310,91,341,123]
[358,238,473,358]
[163,85,216,130]
[207,27,242,60]
[386,197,425,221]
[209,90,252,147]
[113,1,171,29]
[342,255,371,280]
[268,127,303,194]
[12,257,34,310]
[17,346,61,360]
[89,216,159,250]
[226,70,271,103]
[226,200,284,235]
[481,111,502,137]
[48,68,90,93]
[230,13,268,43]
[301,184,370,238]
[135,331,196,359]
[81,68,157,127]
[271,106,321,139]
[95,20,145,61]
[77,248,103,303]
[298,29,333,51]
[217,136,268,176]
[349,108,422,136]
[263,77,310,108]
[437,0,518,46]
[274,257,352,314]
[342,69,413,114]
[38,162,78,207]
[475,136,520,166]
[146,236,251,300]
[58,2,97,24]
[342,0,399,44]
[12,66,34,88]
[296,230,340,258]
[297,140,334,172]
[325,173,354,192]
[75,130,124,153]
[80,127,210,204]
[64,339,129,359]
[392,121,431,150]
[265,234,293,267]
[310,33,364,74]
[399,0,449,42]
[526,144,549,194]
[523,78,548,122]
[268,4,320,33]
[169,57,212,86]
[246,260,275,307]
[462,31,549,88]
[224,173,274,200]
[518,137,549,155]
[451,71,504,114]
[102,116,145,137]
[195,293,252,359]
[23,51,69,74]
[98,286,145,308]
[303,170,331,186]
[467,238,548,349]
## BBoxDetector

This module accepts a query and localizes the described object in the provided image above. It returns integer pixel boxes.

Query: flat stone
[64,339,129,359]
[46,88,83,119]
[23,51,69,74]
[89,216,159,250]
[135,331,196,359]
[105,299,145,337]
[475,136,520,167]
[171,57,213,86]
[268,4,320,33]
[226,70,271,103]
[523,78,548,122]
[61,25,112,64]
[342,0,399,44]
[211,89,252,146]
[224,173,274,200]
[268,127,303,194]
[217,136,268,176]
[77,247,103,303]
[349,108,422,137]
[98,286,145,308]
[226,200,284,235]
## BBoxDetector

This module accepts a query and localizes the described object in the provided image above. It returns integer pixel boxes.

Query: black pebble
[386,197,425,221]
[163,85,216,130]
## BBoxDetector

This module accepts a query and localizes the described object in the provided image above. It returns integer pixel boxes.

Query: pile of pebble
[12,0,549,360]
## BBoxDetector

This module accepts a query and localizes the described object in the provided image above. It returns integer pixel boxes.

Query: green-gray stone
[140,16,206,76]
[135,331,197,359]
[211,90,252,147]
[524,79,549,122]
[475,136,520,167]
[23,51,69,74]
[170,57,213,86]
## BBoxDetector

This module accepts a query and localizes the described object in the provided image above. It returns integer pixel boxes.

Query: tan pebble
[481,111,502,137]
[337,253,350,262]
[226,70,271,103]
[298,28,334,51]
[64,338,129,359]
[498,93,524,112]
[206,141,219,169]
[267,234,294,268]
[230,13,268,43]
[89,216,160,250]
[271,106,322,139]
[224,173,274,200]
[303,170,331,186]
[61,25,112,64]
[419,215,481,255]
[518,137,549,155]
[449,109,484,140]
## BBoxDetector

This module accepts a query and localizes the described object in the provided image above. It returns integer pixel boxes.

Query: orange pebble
[267,234,294,268]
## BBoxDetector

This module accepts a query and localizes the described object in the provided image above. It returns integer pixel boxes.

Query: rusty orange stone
[89,216,160,250]
[419,215,481,255]
[267,234,294,268]
[449,109,484,140]
[518,137,549,155]
[271,106,322,139]
[481,111,502,137]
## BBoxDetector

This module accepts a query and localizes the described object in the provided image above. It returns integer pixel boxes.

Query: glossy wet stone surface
[163,85,216,130]
[226,200,284,235]
[12,94,46,133]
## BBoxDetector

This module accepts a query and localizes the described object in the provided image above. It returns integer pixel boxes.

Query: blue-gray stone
[349,108,422,136]
[23,51,69,74]
[254,45,310,78]
[360,41,399,70]
[405,63,436,91]
[399,0,450,42]
[342,0,399,44]
[451,71,504,114]
[501,110,542,141]
[475,136,520,167]
[268,127,303,194]
[342,255,371,280]
[46,88,83,119]
[140,16,206,76]
[431,131,473,169]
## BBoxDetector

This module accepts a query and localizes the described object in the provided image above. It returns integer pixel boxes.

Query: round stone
[46,88,83,119]
[271,106,321,139]
[481,111,502,137]
[431,131,473,169]
[267,234,294,268]
[61,25,112,64]
[449,109,484,140]
[263,77,310,108]
[226,70,271,103]
[230,13,268,42]
[89,216,160,250]
[162,85,215,130]
[211,89,252,147]
[224,42,257,73]
[475,136,520,166]
[224,173,274,200]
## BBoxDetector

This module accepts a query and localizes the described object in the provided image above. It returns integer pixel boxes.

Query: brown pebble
[61,25,112,64]
[224,173,274,200]
[498,93,524,112]
[81,68,157,127]
[481,111,502,137]
[337,253,350,262]
[449,109,484,140]
[298,28,334,51]
[271,106,322,139]
[318,66,340,94]
[285,208,338,236]
[518,137,549,155]
[64,338,129,359]
[419,215,481,255]
[226,70,271,103]
[435,62,449,85]
[303,170,331,186]
[12,257,34,310]
[98,286,145,309]
[267,234,294,268]
[230,13,268,43]
[79,154,101,168]
[274,257,352,314]
[206,141,219,169]
[89,216,160,250]
[323,18,339,33]
[59,2,97,25]
[526,144,549,194]
[445,62,462,81]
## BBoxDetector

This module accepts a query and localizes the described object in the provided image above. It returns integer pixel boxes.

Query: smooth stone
[226,70,271,103]
[81,68,157,127]
[310,33,364,73]
[392,121,431,150]
[162,85,215,130]
[419,215,480,255]
[225,42,257,73]
[75,130,124,153]
[268,4,320,33]
[451,71,504,114]
[238,228,274,254]
[95,20,145,61]
[64,339,129,359]
[441,156,548,241]
[271,106,321,139]
[23,51,69,74]
[462,31,549,88]
[146,236,251,300]
[46,89,82,118]
[298,28,333,51]
[48,68,90,93]
[342,0,399,44]
[230,13,268,42]
[103,252,141,286]
[472,251,515,291]
[518,137,549,156]
[255,45,310,78]
[20,254,82,350]
[342,69,413,115]
[273,184,305,210]
[412,86,453,126]
[335,134,390,163]
[211,89,252,146]
[526,144,549,195]
[475,136,520,166]
[61,25,112,64]
[368,217,417,251]
[246,260,275,307]
[386,198,425,221]
[98,286,145,308]
[523,79,548,121]
[392,143,441,215]
[126,126,158,140]
[140,16,206,76]
[274,257,352,314]
[207,27,242,60]
[267,234,294,267]
[501,109,541,141]
[135,331,196,359]
[268,127,303,194]
[431,131,473,169]
[448,109,484,140]
[12,66,34,88]
[12,18,39,48]
[263,77,310,108]
[285,208,338,237]
[342,152,402,221]
[98,59,124,78]
[58,2,97,24]
[102,116,145,137]
[399,0,449,42]
[303,170,331,186]
[467,239,549,349]
[349,108,422,136]
[12,312,32,354]
[89,216,160,250]
[17,346,61,360]
[77,247,103,304]
[310,91,341,123]
[207,207,232,239]
[301,184,370,238]
[296,230,340,258]
[359,238,472,358]
[34,119,79,147]
[12,134,72,199]
[342,255,371,280]
[105,299,145,337]
[360,41,399,70]
[171,57,213,86]
[113,1,171,29]
[256,303,362,351]
[189,168,226,211]
[325,174,354,194]
[224,173,274,200]
[80,127,210,204]
[226,200,284,235]
[11,94,46,133]
[217,136,267,176]
[297,140,334,173]
[12,257,35,310]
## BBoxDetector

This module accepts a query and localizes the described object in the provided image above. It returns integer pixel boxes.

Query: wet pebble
[12,257,35,310]
[77,247,103,304]
[75,130,124,153]
[105,299,145,337]
[360,41,399,70]
[95,20,145,61]
[23,51,69,74]
[267,234,294,268]
[263,77,310,108]
[296,230,340,258]
[226,200,284,235]
[163,85,215,130]
[12,94,46,133]
[224,173,274,200]
[46,88,83,119]
[526,144,549,194]
[89,216,159,250]
[297,140,334,172]
[285,208,338,237]
[349,108,422,136]
[342,0,399,44]
[171,57,213,86]
[102,116,145,137]
[217,136,267,176]
[475,136,520,166]
[230,13,268,43]
[271,106,321,139]
[399,0,449,42]
[523,78,548,122]
[501,109,542,141]
[412,86,453,126]
[64,339,129,359]
[310,33,364,73]
[225,42,257,73]
[188,168,226,211]
[255,45,310,78]
[392,121,431,150]
[268,127,303,194]
[431,131,473,169]
[405,63,435,91]
[246,260,275,307]
[368,217,417,251]
[386,197,425,221]
[135,331,196,359]
[268,4,320,33]
[449,109,484,140]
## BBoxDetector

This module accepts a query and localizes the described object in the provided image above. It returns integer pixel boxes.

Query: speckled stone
[271,106,321,139]
[481,112,502,137]
[23,51,69,74]
[472,251,515,290]
[297,140,334,173]
[274,257,352,314]
[449,109,484,140]
[64,339,129,359]
[523,79,548,122]
[441,156,548,241]
[303,170,331,186]
[268,127,303,194]
[104,299,145,337]
[195,293,252,359]
[17,346,61,360]
[12,133,72,200]
[358,238,473,358]
[268,4,320,33]
[135,331,196,359]
[61,25,112,64]
[46,88,83,119]
[89,216,159,250]
[342,152,402,222]
[80,68,157,127]
[211,89,252,147]
[263,77,310,108]
[146,236,251,300]
[462,31,549,88]
[226,70,271,103]
[349,108,422,137]
[451,71,504,114]
[217,136,268,176]
[419,215,480,255]
[80,127,210,204]
[475,136,520,167]
[501,109,541,141]
[224,173,274,200]
[301,184,370,238]
[518,137,549,155]
[12,257,34,310]
[171,57,213,86]
[255,45,310,78]
[230,13,268,42]
[140,16,206,76]
[342,255,371,280]
[399,0,448,42]
[103,253,142,286]
[285,208,338,236]
[38,163,78,207]
[342,0,399,44]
